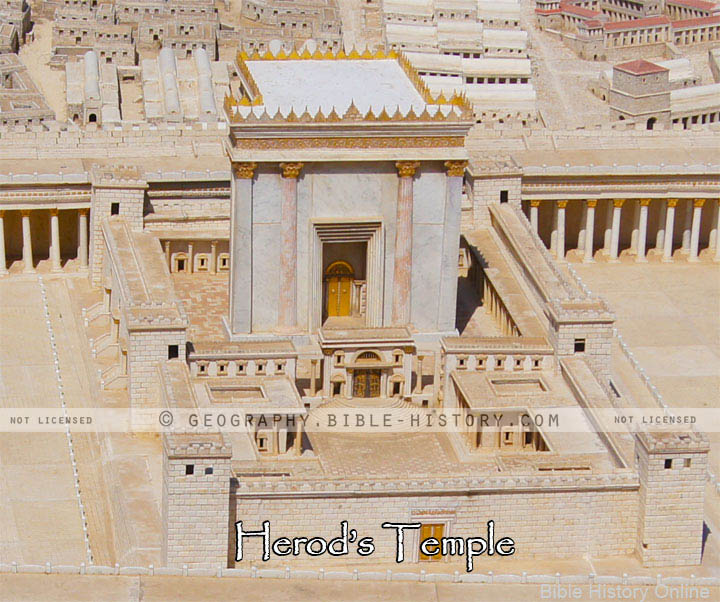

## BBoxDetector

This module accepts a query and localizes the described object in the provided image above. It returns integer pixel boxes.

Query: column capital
[530,200,541,208]
[0,209,4,218]
[79,207,89,216]
[233,162,258,179]
[613,199,625,208]
[693,198,706,208]
[586,199,598,208]
[50,207,59,217]
[20,209,32,218]
[639,198,652,206]
[443,160,468,177]
[395,161,420,178]
[667,198,679,208]
[557,200,569,209]
[280,162,304,179]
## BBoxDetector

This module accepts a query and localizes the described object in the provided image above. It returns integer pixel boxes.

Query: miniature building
[0,53,55,126]
[66,49,121,125]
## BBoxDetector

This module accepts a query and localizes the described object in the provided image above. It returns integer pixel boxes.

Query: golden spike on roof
[312,48,324,59]
[288,49,300,59]
[276,48,288,59]
[250,50,261,60]
[376,107,392,121]
[361,48,373,59]
[348,47,360,59]
[387,49,398,58]
[239,95,251,106]
[285,107,298,122]
[435,92,448,104]
[262,49,273,60]
[251,93,263,105]
[301,47,312,59]
[336,49,347,59]
[344,100,362,120]
[325,107,341,122]
[239,50,250,61]
[374,48,385,59]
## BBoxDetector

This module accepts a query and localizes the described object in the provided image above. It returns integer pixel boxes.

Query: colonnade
[0,207,89,274]
[528,198,720,262]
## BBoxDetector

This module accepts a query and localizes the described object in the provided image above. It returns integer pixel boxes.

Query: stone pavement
[0,278,86,564]
[0,574,718,602]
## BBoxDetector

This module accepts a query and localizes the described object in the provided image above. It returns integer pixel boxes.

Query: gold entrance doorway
[353,369,381,398]
[325,261,353,317]
[419,524,445,561]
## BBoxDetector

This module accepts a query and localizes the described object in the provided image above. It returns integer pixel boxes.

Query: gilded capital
[694,198,706,208]
[640,198,652,206]
[0,209,4,218]
[667,198,679,208]
[586,199,598,208]
[395,161,420,178]
[280,162,304,179]
[557,200,569,209]
[50,208,59,217]
[79,207,89,216]
[613,199,625,208]
[530,200,541,208]
[20,209,32,218]
[233,162,258,179]
[444,160,468,177]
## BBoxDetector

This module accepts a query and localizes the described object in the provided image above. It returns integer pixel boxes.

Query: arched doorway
[325,260,354,318]
[352,351,382,398]
[646,117,656,130]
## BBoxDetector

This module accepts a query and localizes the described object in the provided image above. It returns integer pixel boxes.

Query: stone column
[529,200,540,233]
[663,198,679,261]
[229,162,257,334]
[578,201,587,253]
[210,240,218,274]
[603,199,613,254]
[21,210,34,273]
[636,199,651,262]
[556,200,567,260]
[50,208,61,272]
[610,199,624,261]
[714,200,720,262]
[682,199,692,252]
[655,200,667,252]
[630,199,640,252]
[187,241,193,274]
[278,162,303,331]
[584,199,597,263]
[438,160,467,331]
[415,355,424,394]
[78,209,88,270]
[689,199,704,261]
[393,161,420,325]
[0,210,6,275]
[164,240,171,268]
[310,359,318,396]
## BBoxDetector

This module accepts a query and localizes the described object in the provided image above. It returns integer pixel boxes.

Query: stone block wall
[549,319,614,378]
[90,184,146,286]
[635,436,708,567]
[163,443,232,568]
[469,174,522,229]
[231,487,638,565]
[128,329,187,406]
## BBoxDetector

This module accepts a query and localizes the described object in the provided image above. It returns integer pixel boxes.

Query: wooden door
[325,261,354,317]
[419,523,444,561]
[352,370,381,398]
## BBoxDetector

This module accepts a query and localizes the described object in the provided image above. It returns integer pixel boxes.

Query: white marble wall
[234,161,460,336]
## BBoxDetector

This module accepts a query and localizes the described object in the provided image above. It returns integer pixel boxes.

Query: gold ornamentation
[640,198,652,206]
[586,199,598,208]
[280,162,304,179]
[613,199,625,208]
[557,200,569,209]
[530,200,541,208]
[233,162,258,179]
[666,198,679,208]
[233,136,465,150]
[694,198,706,208]
[20,209,32,217]
[444,160,468,177]
[396,161,421,177]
